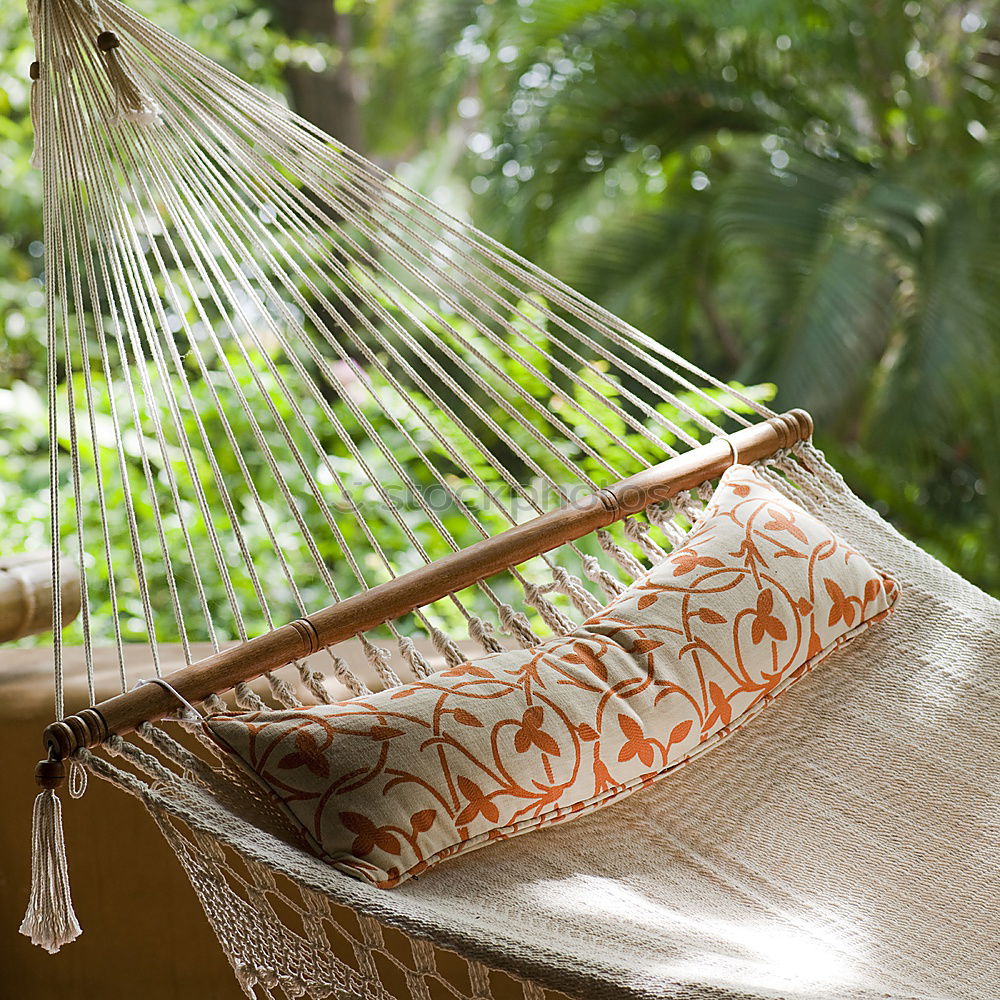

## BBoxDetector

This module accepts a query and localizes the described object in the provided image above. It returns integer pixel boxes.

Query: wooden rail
[42,409,813,761]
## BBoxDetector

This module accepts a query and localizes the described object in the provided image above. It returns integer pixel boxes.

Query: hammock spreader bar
[41,409,812,768]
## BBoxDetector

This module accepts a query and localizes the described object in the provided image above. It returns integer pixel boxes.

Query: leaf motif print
[513,706,561,757]
[807,629,823,658]
[703,681,733,731]
[441,662,495,678]
[410,809,436,834]
[369,726,404,741]
[278,728,330,778]
[206,464,900,891]
[630,638,664,654]
[666,719,693,752]
[451,709,483,727]
[340,811,376,855]
[762,506,808,544]
[617,714,655,768]
[825,578,856,627]
[750,589,787,644]
[562,641,608,681]
[593,757,613,795]
[694,607,727,625]
[455,775,499,825]
[671,549,724,577]
[339,812,401,857]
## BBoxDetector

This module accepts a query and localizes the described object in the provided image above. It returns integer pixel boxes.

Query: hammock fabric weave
[20,0,1000,997]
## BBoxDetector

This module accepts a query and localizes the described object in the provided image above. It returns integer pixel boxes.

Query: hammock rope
[30,0,777,710]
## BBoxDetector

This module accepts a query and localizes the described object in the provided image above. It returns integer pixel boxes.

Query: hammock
[20,1,1000,997]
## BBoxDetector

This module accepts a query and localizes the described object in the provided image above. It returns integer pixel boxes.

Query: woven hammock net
[22,0,1000,997]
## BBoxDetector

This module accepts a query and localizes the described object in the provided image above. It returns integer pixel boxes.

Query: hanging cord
[20,0,81,956]
[134,677,205,731]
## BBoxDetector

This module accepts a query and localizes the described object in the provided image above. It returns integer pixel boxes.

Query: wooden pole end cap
[35,758,66,790]
[96,30,120,52]
[786,408,814,441]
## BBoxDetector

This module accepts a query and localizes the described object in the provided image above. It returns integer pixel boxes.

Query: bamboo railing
[0,554,80,644]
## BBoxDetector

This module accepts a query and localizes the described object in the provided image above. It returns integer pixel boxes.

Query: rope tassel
[97,31,161,126]
[19,759,82,955]
[28,60,43,170]
[26,0,44,170]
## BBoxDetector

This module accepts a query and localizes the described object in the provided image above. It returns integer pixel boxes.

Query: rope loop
[67,758,88,800]
[713,433,740,469]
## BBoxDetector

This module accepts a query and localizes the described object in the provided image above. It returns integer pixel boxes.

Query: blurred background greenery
[1,0,998,607]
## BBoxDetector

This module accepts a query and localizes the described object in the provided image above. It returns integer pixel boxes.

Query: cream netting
[22,0,1000,998]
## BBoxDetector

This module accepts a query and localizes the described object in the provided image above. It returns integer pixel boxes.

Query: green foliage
[0,299,768,644]
[431,0,1000,594]
[0,10,46,391]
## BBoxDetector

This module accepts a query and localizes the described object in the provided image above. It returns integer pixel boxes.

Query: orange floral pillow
[206,465,899,888]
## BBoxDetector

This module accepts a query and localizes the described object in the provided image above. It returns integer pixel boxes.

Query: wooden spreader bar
[43,410,813,761]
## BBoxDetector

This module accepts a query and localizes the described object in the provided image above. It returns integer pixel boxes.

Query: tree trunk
[265,0,364,154]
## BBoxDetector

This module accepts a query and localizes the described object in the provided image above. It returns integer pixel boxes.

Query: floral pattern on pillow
[206,465,899,887]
